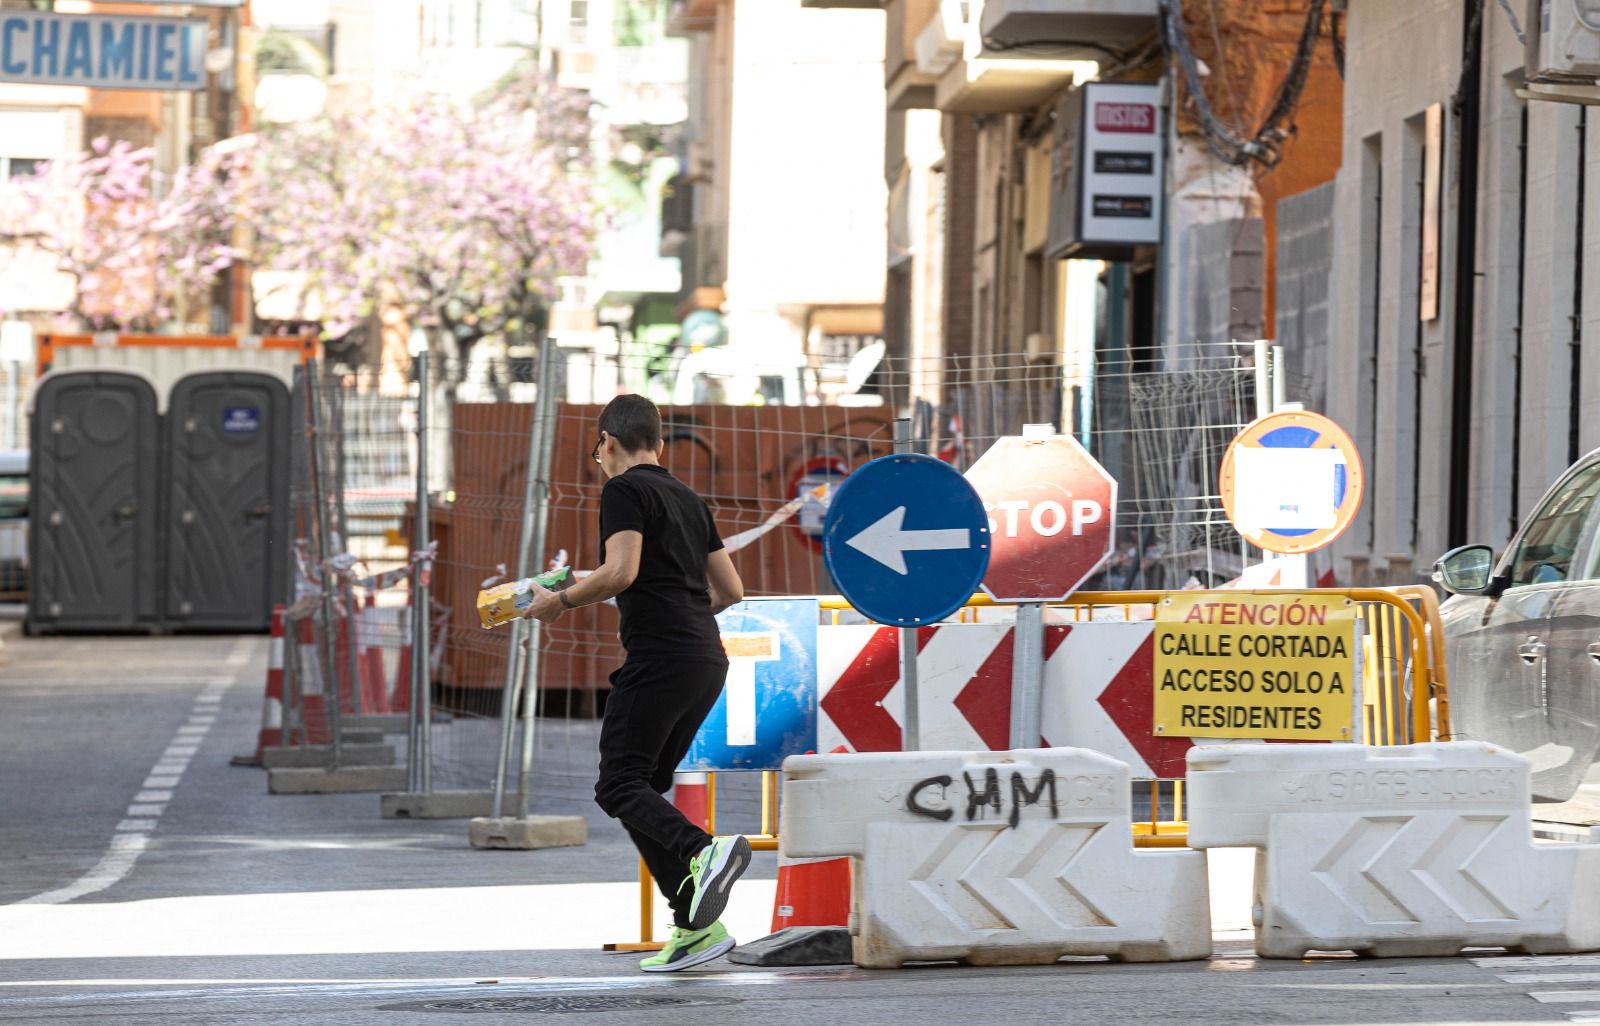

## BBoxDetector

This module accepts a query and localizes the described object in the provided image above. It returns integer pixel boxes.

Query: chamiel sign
[1152,593,1359,742]
[0,11,208,91]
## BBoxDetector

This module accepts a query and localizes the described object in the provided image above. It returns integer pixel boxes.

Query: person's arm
[706,547,744,615]
[524,530,641,622]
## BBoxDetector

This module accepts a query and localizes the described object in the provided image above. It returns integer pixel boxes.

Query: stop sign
[963,434,1117,602]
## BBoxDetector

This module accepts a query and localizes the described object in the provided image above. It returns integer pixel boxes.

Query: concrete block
[343,714,410,734]
[339,730,384,745]
[1186,743,1600,959]
[260,744,395,770]
[727,927,853,966]
[267,766,408,794]
[781,747,1211,968]
[468,815,587,850]
[382,790,497,819]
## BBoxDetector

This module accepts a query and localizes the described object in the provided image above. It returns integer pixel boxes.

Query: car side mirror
[1433,544,1498,596]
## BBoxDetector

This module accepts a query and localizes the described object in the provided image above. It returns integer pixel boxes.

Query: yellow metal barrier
[818,588,1449,847]
[605,586,1451,947]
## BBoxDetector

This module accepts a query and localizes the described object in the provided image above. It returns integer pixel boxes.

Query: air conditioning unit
[1523,0,1600,103]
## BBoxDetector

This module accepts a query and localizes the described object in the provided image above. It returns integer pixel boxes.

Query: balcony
[914,0,966,77]
[933,0,1099,112]
[976,0,1158,62]
[886,0,941,109]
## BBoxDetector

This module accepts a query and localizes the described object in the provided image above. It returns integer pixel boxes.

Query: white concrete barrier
[1186,742,1600,959]
[781,747,1211,968]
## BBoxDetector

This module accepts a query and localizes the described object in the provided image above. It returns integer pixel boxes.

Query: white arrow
[846,506,971,575]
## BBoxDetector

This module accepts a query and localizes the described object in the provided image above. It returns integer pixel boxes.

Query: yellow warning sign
[1153,593,1358,741]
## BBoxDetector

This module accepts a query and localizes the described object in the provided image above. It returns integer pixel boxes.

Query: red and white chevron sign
[817,622,1193,778]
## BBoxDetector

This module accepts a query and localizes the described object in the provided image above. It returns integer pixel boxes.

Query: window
[1508,462,1600,586]
[1,157,45,180]
[0,475,25,521]
[570,0,589,45]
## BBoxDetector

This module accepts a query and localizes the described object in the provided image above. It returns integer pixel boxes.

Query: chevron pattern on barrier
[1186,743,1600,959]
[818,622,1193,778]
[782,747,1211,968]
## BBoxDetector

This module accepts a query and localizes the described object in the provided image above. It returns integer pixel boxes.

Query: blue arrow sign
[822,454,991,626]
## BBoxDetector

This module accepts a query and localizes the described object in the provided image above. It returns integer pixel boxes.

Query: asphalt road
[1,617,1597,1025]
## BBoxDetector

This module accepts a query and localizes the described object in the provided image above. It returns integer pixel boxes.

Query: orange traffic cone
[232,605,287,766]
[356,592,389,714]
[293,613,332,745]
[673,772,710,829]
[770,854,851,932]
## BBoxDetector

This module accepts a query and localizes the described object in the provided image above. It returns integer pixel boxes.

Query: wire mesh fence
[276,336,1275,811]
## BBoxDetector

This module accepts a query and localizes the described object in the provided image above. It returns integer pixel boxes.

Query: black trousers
[594,657,728,929]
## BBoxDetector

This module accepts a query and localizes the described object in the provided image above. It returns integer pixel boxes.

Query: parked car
[1434,451,1600,802]
[0,449,27,598]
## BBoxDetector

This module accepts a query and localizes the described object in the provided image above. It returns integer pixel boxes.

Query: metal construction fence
[269,336,1350,822]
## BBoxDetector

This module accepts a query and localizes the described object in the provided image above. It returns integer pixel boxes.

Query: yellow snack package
[477,566,572,629]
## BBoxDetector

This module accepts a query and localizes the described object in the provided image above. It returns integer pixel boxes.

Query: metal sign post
[893,419,920,751]
[822,432,992,755]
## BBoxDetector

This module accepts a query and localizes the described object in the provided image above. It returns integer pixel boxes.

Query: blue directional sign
[680,598,819,772]
[822,453,991,627]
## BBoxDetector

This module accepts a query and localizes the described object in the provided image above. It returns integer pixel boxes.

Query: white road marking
[1499,974,1600,984]
[0,972,796,1006]
[0,880,781,957]
[16,834,148,906]
[14,672,238,905]
[1472,956,1600,968]
[1532,991,1600,1004]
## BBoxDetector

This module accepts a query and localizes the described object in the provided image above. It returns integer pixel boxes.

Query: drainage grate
[384,994,743,1014]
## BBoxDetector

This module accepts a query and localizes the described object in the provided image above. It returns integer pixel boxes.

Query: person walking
[521,394,751,972]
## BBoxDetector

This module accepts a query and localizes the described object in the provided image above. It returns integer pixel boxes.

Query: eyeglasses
[592,433,604,465]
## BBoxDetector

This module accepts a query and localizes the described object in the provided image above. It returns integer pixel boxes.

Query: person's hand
[521,581,564,624]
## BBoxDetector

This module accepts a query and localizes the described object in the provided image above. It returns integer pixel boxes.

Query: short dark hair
[598,394,661,454]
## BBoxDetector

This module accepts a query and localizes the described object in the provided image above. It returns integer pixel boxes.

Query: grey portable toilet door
[27,370,162,631]
[165,371,290,631]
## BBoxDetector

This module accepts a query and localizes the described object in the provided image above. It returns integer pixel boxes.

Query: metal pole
[413,351,433,793]
[1271,344,1288,412]
[4,360,15,449]
[1009,602,1044,750]
[331,385,363,717]
[1252,338,1271,420]
[305,361,344,770]
[516,338,561,819]
[894,417,921,752]
[492,335,557,817]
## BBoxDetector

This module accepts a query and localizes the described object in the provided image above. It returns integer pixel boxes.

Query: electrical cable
[1158,0,1326,169]
[1330,9,1345,78]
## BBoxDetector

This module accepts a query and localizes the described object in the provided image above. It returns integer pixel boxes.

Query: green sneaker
[639,922,735,973]
[684,835,752,931]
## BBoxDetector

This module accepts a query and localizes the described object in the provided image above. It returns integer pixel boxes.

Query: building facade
[664,0,887,405]
[1327,0,1600,584]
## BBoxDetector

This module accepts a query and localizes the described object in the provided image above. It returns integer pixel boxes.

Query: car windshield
[0,475,25,520]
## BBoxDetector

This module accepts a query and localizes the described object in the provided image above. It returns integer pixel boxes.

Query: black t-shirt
[599,464,727,664]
